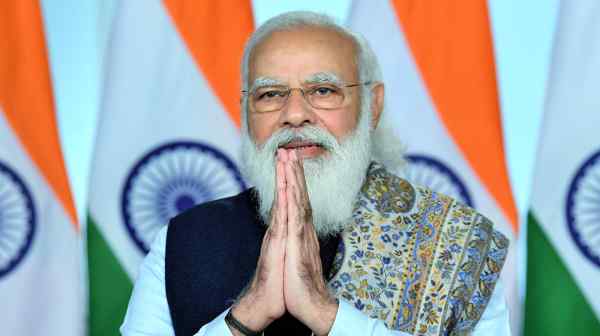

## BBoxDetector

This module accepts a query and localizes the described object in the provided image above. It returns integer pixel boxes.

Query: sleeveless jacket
[165,188,340,335]
[165,163,509,335]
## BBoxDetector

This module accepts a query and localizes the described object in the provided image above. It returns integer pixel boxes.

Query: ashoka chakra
[0,161,36,278]
[401,154,474,207]
[566,148,600,267]
[121,141,246,253]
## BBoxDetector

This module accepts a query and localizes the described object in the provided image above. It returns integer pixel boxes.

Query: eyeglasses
[241,81,372,113]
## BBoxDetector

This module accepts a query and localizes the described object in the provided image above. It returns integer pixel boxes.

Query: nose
[279,89,316,128]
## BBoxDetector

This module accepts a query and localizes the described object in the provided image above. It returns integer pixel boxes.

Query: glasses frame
[241,81,373,113]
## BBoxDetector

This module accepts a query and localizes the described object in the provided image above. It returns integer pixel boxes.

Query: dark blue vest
[165,189,340,336]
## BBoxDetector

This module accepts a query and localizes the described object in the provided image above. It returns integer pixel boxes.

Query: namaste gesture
[230,149,338,336]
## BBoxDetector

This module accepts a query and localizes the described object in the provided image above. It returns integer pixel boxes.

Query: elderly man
[121,11,510,336]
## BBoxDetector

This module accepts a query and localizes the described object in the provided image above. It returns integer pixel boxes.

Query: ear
[370,83,384,130]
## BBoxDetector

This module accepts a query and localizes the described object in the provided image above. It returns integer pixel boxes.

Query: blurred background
[43,0,556,231]
[2,0,600,335]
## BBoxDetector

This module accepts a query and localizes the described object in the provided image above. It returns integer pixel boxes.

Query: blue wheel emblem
[402,154,474,207]
[0,161,36,278]
[566,148,600,267]
[121,141,246,253]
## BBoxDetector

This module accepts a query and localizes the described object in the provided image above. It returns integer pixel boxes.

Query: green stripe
[524,212,600,335]
[87,214,133,336]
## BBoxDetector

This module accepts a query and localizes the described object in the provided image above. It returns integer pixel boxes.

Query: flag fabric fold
[0,1,83,335]
[87,1,253,334]
[524,1,600,334]
[348,1,520,334]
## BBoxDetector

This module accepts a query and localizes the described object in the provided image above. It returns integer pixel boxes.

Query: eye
[311,86,339,96]
[256,89,287,101]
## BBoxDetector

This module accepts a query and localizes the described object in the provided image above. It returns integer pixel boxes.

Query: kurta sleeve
[120,226,233,336]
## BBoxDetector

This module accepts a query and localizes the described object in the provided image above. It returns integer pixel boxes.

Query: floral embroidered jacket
[327,163,509,335]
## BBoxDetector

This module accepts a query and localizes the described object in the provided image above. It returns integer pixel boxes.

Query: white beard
[240,112,372,238]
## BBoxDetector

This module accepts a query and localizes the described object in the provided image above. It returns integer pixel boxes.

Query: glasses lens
[306,84,345,109]
[249,83,348,112]
[252,86,288,112]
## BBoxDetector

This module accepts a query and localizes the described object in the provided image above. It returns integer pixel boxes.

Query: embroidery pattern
[328,163,509,335]
[448,228,509,335]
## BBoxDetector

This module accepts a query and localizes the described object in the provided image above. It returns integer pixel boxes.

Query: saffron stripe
[162,0,255,128]
[390,0,518,231]
[0,1,78,228]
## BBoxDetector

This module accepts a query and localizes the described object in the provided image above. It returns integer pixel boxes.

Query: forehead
[249,27,359,83]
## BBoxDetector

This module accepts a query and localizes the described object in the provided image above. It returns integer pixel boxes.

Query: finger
[268,152,285,240]
[254,229,271,283]
[269,150,282,223]
[258,230,270,259]
[303,225,323,278]
[290,151,313,228]
[289,150,304,207]
[289,153,319,258]
[285,153,305,241]
[290,150,307,192]
[274,151,287,239]
[269,152,280,235]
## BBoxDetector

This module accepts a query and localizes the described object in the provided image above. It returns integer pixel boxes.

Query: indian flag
[348,1,520,334]
[87,1,253,334]
[0,1,83,335]
[523,1,600,334]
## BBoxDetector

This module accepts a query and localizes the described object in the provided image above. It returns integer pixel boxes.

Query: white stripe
[531,0,600,318]
[89,0,242,279]
[348,1,520,333]
[0,108,83,335]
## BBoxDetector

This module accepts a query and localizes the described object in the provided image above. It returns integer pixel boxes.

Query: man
[121,11,510,336]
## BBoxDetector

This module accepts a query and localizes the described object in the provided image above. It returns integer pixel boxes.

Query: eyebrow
[304,72,343,86]
[249,77,285,92]
[248,72,344,92]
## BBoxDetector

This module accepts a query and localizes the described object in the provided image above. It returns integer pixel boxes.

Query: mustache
[257,126,338,155]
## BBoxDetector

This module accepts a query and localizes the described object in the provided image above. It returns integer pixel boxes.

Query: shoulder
[420,182,510,248]
[368,163,509,247]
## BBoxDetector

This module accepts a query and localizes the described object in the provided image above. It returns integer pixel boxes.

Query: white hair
[240,109,372,237]
[240,11,405,170]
